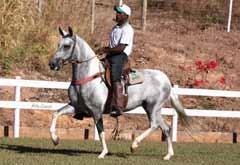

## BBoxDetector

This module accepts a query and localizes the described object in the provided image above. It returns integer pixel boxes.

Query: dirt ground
[1,1,240,136]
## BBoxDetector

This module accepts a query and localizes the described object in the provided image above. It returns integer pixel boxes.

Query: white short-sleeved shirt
[109,22,134,56]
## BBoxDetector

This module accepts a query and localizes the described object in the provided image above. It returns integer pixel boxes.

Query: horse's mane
[76,35,97,59]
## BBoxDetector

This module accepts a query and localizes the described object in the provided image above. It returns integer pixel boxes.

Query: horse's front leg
[50,104,75,145]
[95,118,108,159]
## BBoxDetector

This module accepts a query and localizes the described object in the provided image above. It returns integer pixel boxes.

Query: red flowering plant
[179,59,225,88]
[194,79,209,87]
[206,60,218,70]
[195,60,207,71]
[195,60,218,72]
[219,75,226,85]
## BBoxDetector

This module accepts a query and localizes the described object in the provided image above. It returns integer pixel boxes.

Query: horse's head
[49,27,77,71]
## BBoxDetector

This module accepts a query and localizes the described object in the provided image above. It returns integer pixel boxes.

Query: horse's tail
[170,91,189,126]
[170,90,205,142]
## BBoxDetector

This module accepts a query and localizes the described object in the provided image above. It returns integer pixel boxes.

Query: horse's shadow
[0,144,129,158]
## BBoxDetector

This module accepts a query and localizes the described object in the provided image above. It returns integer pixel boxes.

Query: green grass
[0,138,239,165]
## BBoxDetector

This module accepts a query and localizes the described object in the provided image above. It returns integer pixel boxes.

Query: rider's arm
[105,44,127,56]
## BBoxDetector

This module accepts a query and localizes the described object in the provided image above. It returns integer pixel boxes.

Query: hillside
[1,0,240,136]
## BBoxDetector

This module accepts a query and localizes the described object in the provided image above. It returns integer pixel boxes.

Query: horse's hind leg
[50,104,75,145]
[157,115,174,160]
[131,105,174,160]
[131,126,157,152]
[131,105,160,152]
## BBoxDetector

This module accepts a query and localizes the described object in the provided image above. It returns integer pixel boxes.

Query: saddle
[102,58,144,114]
[103,58,144,88]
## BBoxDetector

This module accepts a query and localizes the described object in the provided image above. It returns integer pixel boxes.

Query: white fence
[1,77,240,141]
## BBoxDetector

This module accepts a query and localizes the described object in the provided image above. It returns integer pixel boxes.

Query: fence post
[233,131,237,143]
[227,0,233,32]
[171,85,179,142]
[4,126,9,137]
[172,111,178,142]
[91,0,95,34]
[119,0,123,6]
[14,76,21,138]
[84,129,89,140]
[142,0,148,31]
[94,125,99,141]
[37,0,44,16]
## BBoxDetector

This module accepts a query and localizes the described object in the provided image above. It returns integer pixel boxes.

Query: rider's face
[116,12,127,25]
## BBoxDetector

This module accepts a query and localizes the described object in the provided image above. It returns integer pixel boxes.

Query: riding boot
[110,82,125,117]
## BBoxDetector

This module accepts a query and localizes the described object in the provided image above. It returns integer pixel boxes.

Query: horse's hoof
[163,154,173,160]
[52,137,60,146]
[98,151,108,159]
[98,155,105,159]
[131,142,138,153]
[130,147,137,153]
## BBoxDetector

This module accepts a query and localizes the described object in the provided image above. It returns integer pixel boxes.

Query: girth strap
[71,72,104,85]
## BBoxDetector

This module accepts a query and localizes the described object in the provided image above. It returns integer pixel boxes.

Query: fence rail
[1,77,240,141]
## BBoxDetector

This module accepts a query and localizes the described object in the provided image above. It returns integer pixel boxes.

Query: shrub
[0,0,91,76]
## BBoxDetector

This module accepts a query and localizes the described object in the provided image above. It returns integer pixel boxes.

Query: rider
[98,4,134,117]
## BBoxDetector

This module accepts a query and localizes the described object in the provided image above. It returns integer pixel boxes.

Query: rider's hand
[96,47,108,55]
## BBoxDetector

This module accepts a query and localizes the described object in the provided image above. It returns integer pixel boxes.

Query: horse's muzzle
[49,59,61,71]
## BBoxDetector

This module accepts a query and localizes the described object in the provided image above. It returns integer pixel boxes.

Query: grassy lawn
[0,138,239,165]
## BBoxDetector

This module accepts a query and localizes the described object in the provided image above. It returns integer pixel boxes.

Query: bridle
[60,35,105,85]
[62,35,96,65]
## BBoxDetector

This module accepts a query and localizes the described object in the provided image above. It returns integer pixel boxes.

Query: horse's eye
[63,45,71,50]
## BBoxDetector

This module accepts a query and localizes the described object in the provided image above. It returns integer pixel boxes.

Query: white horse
[49,27,187,160]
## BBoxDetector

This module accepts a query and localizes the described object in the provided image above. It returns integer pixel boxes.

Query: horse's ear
[68,26,73,37]
[59,27,65,37]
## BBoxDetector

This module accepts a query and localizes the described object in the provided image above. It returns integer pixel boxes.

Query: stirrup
[110,109,122,117]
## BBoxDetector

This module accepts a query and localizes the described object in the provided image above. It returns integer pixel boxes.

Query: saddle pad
[128,71,144,85]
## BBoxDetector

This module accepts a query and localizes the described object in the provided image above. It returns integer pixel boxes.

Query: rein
[68,56,96,64]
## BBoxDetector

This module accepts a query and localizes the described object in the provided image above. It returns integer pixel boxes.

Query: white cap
[114,4,131,16]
